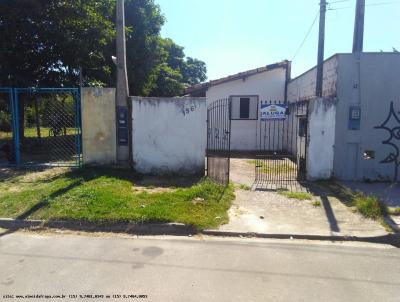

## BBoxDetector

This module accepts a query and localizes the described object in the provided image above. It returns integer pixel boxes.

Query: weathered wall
[81,88,117,165]
[206,68,286,151]
[333,53,400,181]
[306,97,337,180]
[287,55,338,103]
[131,97,206,175]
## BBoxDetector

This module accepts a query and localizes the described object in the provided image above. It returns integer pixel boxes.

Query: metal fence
[255,101,308,185]
[206,98,231,185]
[0,88,82,167]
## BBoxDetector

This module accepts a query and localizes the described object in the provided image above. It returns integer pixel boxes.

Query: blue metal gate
[0,88,82,167]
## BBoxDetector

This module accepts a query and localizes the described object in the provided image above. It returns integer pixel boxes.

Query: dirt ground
[221,158,389,237]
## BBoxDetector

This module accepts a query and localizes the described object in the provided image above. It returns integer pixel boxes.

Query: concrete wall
[206,68,287,151]
[81,88,117,165]
[287,55,339,103]
[307,97,337,180]
[131,97,206,175]
[333,53,400,181]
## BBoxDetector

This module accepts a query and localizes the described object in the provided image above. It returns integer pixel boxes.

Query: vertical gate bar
[13,89,21,166]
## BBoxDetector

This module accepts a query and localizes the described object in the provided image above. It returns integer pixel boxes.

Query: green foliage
[237,184,251,191]
[278,190,314,200]
[311,200,321,207]
[0,0,207,96]
[0,168,234,229]
[0,110,12,132]
[353,193,386,220]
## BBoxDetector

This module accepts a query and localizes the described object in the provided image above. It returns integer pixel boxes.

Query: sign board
[260,103,287,121]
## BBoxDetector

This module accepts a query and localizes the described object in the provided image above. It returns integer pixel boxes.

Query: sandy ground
[219,158,389,237]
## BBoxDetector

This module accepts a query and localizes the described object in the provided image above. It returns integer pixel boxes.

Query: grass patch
[1,127,76,142]
[0,167,235,230]
[278,190,314,200]
[311,200,321,207]
[247,160,296,174]
[388,207,400,216]
[316,182,395,232]
[237,184,251,191]
[353,193,385,220]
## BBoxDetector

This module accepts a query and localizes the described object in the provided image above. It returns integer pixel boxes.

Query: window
[239,98,250,119]
[230,95,258,120]
[299,117,308,137]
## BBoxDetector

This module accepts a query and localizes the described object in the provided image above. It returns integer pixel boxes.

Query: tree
[0,0,115,87]
[0,0,207,96]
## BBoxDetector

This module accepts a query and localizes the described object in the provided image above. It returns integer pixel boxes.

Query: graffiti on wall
[374,102,400,181]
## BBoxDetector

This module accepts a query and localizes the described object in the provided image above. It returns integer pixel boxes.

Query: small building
[187,52,400,182]
[288,52,400,182]
[186,61,290,152]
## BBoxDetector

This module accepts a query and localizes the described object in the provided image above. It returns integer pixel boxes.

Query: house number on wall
[183,104,196,115]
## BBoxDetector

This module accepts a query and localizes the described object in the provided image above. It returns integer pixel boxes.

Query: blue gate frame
[0,88,82,167]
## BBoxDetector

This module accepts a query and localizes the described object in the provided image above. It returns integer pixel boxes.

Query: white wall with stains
[306,98,337,180]
[206,68,287,151]
[131,97,206,175]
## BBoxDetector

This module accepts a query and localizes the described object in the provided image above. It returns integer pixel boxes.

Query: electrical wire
[291,10,320,61]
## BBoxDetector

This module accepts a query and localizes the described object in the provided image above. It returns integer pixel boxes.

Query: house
[187,52,400,182]
[288,52,400,182]
[186,61,290,152]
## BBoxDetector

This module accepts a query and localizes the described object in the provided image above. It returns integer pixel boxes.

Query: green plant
[312,200,321,207]
[237,184,251,191]
[278,190,314,200]
[353,192,386,220]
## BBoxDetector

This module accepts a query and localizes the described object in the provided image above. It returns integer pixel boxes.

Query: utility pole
[316,0,326,98]
[116,0,130,163]
[352,0,365,53]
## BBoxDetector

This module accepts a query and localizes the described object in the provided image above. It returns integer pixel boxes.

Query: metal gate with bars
[206,98,231,185]
[0,88,82,167]
[255,101,308,185]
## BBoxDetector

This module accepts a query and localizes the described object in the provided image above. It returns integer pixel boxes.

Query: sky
[155,0,400,80]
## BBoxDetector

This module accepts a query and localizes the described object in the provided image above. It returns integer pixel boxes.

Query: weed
[278,190,313,200]
[353,192,386,220]
[311,200,321,207]
[237,184,251,191]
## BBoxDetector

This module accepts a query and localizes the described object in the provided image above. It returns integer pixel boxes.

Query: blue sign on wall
[260,104,287,121]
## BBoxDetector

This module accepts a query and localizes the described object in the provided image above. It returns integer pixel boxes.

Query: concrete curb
[0,218,196,236]
[0,218,399,248]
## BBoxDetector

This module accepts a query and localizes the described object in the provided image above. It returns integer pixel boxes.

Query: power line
[291,10,320,61]
[328,0,400,10]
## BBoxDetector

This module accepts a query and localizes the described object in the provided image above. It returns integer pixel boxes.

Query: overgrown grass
[0,167,235,230]
[277,190,314,200]
[247,160,296,174]
[316,182,394,232]
[353,193,385,220]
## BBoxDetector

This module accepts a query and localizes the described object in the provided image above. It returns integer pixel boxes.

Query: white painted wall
[307,98,337,180]
[206,68,287,151]
[131,97,206,175]
[333,53,400,181]
[287,55,338,103]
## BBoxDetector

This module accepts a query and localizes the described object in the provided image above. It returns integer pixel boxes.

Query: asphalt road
[0,231,399,302]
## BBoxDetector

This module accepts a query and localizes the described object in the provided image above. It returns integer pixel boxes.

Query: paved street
[0,231,399,302]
